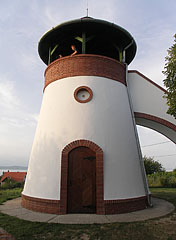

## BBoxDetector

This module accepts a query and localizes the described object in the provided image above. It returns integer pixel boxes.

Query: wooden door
[67,147,96,213]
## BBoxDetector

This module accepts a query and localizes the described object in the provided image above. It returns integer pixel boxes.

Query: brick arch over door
[60,139,105,214]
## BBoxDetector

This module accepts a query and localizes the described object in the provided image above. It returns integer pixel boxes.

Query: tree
[162,34,176,119]
[143,156,165,175]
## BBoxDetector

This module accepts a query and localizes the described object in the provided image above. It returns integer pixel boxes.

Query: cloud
[130,22,175,87]
[0,76,20,110]
[19,51,41,71]
[0,74,37,154]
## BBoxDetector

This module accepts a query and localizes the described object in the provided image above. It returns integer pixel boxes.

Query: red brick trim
[74,86,93,103]
[134,112,176,132]
[21,192,148,215]
[60,139,105,214]
[104,196,148,214]
[44,54,126,90]
[21,193,60,214]
[134,112,176,143]
[128,70,167,94]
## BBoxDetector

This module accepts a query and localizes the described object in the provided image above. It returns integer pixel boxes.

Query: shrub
[0,179,24,190]
[148,171,176,188]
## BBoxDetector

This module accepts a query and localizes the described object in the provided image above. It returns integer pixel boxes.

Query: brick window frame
[74,86,93,103]
[60,139,105,214]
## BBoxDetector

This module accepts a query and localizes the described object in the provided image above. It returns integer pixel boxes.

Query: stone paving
[0,197,175,224]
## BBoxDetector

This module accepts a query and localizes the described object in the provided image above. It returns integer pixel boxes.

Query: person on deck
[70,45,78,56]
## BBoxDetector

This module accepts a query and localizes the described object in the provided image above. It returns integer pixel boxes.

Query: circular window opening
[74,86,93,103]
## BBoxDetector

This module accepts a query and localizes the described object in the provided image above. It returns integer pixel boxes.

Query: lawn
[0,188,175,240]
[0,188,22,204]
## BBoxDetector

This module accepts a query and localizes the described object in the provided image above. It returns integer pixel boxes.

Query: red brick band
[104,196,148,214]
[21,193,148,215]
[134,112,176,132]
[21,194,60,214]
[44,54,126,90]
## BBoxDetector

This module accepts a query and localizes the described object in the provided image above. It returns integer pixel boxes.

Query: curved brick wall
[21,193,148,215]
[21,194,60,214]
[104,196,148,214]
[44,54,126,90]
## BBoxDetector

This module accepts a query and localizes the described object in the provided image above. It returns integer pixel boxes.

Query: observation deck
[38,17,137,65]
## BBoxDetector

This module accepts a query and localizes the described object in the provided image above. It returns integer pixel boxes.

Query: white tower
[22,17,151,214]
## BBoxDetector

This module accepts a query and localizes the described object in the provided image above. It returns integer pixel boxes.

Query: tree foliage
[147,170,176,188]
[143,156,165,175]
[162,34,176,118]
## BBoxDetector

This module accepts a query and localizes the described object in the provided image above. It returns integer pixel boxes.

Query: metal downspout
[122,40,134,63]
[125,64,152,207]
[123,40,152,207]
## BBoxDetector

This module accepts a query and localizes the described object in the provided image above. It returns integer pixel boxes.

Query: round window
[74,86,93,103]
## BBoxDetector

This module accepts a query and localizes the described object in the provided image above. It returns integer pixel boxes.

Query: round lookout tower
[22,17,150,215]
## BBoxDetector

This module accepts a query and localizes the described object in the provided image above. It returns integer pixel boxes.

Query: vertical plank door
[67,147,96,213]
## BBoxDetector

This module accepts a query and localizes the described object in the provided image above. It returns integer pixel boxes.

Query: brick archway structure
[60,139,105,214]
[134,112,176,144]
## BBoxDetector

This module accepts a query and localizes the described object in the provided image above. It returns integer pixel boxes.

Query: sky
[0,0,175,170]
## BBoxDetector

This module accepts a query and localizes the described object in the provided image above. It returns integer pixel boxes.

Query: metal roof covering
[38,17,137,65]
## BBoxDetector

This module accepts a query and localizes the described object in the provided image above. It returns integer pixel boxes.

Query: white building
[22,17,176,215]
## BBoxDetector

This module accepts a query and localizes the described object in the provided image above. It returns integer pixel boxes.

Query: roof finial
[86,0,89,17]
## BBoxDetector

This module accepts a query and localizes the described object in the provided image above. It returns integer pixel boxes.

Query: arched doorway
[60,139,104,214]
[67,146,96,213]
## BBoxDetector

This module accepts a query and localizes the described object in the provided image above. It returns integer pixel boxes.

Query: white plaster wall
[128,72,176,125]
[23,76,146,200]
[128,72,176,143]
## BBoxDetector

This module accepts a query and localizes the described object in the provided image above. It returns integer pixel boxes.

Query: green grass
[150,188,176,206]
[0,188,176,240]
[0,188,22,204]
